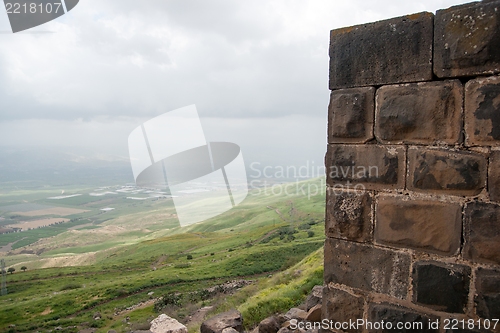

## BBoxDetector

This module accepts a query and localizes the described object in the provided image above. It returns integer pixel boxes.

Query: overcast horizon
[0,0,471,181]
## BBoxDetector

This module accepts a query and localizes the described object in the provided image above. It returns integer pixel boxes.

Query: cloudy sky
[0,0,470,180]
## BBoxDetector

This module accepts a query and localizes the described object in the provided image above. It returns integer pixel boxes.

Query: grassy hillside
[0,178,326,333]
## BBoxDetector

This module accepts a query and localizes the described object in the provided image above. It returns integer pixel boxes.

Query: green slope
[0,178,326,332]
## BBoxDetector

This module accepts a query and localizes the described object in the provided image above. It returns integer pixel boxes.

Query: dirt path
[0,237,27,253]
[253,230,278,244]
[267,206,286,221]
[181,245,201,254]
[66,272,269,319]
[113,298,157,316]
[185,306,214,325]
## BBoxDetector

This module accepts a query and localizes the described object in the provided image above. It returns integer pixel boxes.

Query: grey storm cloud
[0,0,472,170]
[0,0,471,122]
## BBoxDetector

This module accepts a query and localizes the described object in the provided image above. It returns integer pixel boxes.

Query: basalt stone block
[464,201,500,265]
[324,238,410,299]
[408,147,487,196]
[326,144,406,190]
[465,75,500,146]
[329,12,433,89]
[490,151,500,202]
[322,286,364,333]
[434,1,500,78]
[412,262,471,313]
[375,80,463,144]
[328,87,374,143]
[326,189,373,242]
[375,195,462,255]
[475,268,500,320]
[368,303,439,333]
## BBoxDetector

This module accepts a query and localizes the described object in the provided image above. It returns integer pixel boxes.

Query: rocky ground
[101,285,324,333]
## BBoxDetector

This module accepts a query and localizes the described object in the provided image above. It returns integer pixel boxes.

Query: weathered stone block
[434,1,500,78]
[324,238,410,299]
[329,12,433,89]
[475,268,500,320]
[326,189,372,242]
[322,286,364,333]
[464,201,500,265]
[490,151,500,202]
[465,75,500,146]
[375,195,462,255]
[328,87,374,143]
[368,303,439,333]
[407,147,487,196]
[326,144,406,190]
[412,262,471,313]
[375,80,463,144]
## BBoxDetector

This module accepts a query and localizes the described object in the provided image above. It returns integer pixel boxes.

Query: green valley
[0,178,326,333]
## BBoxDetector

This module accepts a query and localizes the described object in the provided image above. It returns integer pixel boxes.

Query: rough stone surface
[258,317,280,333]
[322,286,364,333]
[276,328,291,333]
[329,12,433,89]
[328,87,374,143]
[434,1,500,78]
[305,285,323,311]
[324,238,410,299]
[200,310,243,333]
[375,80,463,144]
[150,314,186,333]
[475,268,500,320]
[407,147,487,196]
[284,308,308,321]
[326,144,406,190]
[306,304,322,322]
[375,195,462,255]
[275,315,287,327]
[368,303,439,333]
[412,262,471,313]
[221,328,240,333]
[490,151,500,202]
[324,0,500,328]
[464,201,500,265]
[326,189,373,243]
[465,75,500,146]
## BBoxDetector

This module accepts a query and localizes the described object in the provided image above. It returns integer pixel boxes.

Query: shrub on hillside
[154,292,183,311]
[60,283,82,291]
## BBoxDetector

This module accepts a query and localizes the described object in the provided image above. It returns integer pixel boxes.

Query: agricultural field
[0,178,326,333]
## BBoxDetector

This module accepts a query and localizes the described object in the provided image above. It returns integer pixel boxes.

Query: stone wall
[323,1,500,332]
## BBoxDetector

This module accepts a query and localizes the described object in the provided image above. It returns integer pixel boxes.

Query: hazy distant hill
[0,146,133,186]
